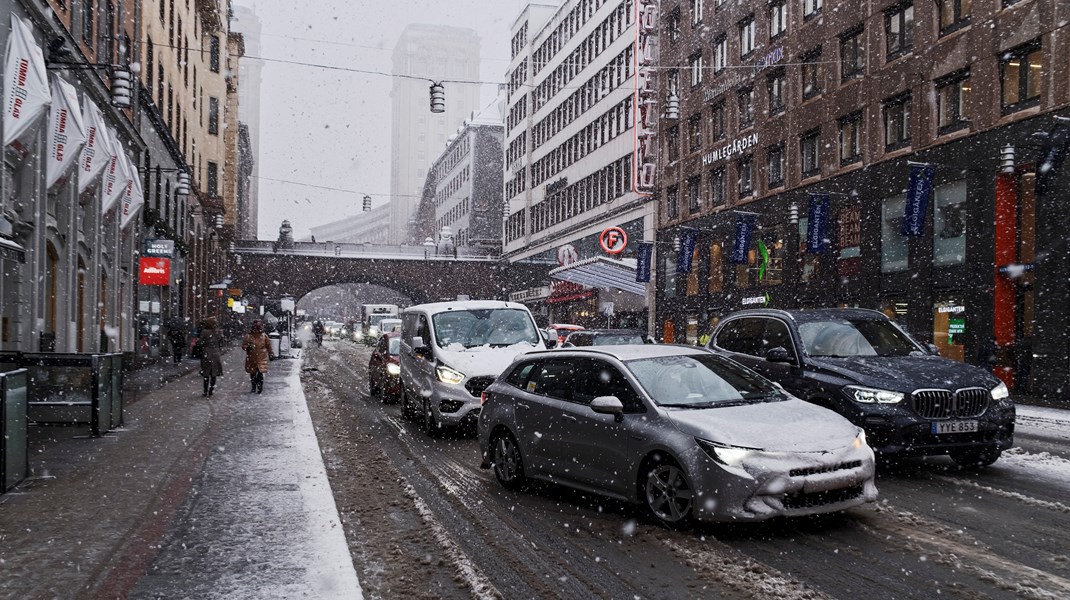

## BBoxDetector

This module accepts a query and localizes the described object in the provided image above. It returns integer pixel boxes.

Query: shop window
[881,195,908,272]
[686,246,700,295]
[685,315,700,345]
[933,300,966,362]
[1000,41,1042,113]
[933,180,967,266]
[663,256,676,298]
[708,243,724,292]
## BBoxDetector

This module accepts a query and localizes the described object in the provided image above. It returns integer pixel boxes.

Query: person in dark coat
[242,319,274,394]
[198,318,224,397]
[167,319,187,363]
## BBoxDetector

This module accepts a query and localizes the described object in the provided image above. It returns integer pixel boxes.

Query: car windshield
[432,309,540,349]
[798,319,922,357]
[626,354,780,408]
[592,333,645,345]
[388,337,400,355]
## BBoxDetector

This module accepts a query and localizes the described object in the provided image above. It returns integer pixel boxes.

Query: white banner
[119,151,143,229]
[45,76,87,189]
[77,99,113,193]
[101,134,130,214]
[3,15,51,150]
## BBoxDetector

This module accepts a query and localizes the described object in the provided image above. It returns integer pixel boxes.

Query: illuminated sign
[138,257,171,286]
[600,227,628,255]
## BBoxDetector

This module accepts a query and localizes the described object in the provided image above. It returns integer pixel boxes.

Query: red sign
[139,257,171,285]
[600,227,628,255]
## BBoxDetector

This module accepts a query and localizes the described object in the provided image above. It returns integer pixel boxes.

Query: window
[666,185,679,219]
[767,143,785,187]
[767,68,786,114]
[738,87,755,128]
[573,359,644,413]
[689,53,704,87]
[885,3,913,59]
[840,27,865,80]
[210,36,221,72]
[738,155,754,196]
[881,195,908,272]
[801,129,820,178]
[714,318,764,356]
[739,16,756,58]
[208,97,219,135]
[713,35,728,73]
[708,243,724,292]
[936,71,970,133]
[769,0,787,39]
[1000,42,1042,113]
[839,111,863,165]
[82,0,95,47]
[691,0,704,24]
[146,38,155,95]
[688,176,701,213]
[667,7,681,42]
[688,114,702,151]
[803,0,823,19]
[207,161,219,196]
[801,48,822,99]
[883,94,912,150]
[710,167,726,206]
[933,180,967,266]
[710,101,726,140]
[667,125,679,161]
[938,0,970,34]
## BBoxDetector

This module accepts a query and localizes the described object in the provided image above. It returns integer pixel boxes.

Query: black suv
[707,308,1015,466]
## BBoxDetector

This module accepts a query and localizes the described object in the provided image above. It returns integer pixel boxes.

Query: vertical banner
[45,76,87,189]
[806,193,830,253]
[78,99,113,193]
[732,214,756,264]
[3,15,51,149]
[120,152,144,229]
[902,163,935,236]
[676,229,697,274]
[635,241,653,283]
[101,134,129,214]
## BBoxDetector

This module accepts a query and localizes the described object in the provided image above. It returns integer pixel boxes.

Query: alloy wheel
[645,464,693,525]
[492,433,525,489]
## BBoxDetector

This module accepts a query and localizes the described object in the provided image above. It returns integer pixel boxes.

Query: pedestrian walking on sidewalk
[242,319,274,394]
[167,319,187,363]
[198,317,224,397]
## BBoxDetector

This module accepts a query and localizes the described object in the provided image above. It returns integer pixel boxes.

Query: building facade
[504,0,655,329]
[655,0,1070,396]
[230,3,261,240]
[388,24,481,245]
[308,204,391,246]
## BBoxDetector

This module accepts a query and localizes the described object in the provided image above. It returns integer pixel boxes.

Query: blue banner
[676,229,697,274]
[635,241,653,283]
[806,193,830,253]
[902,163,935,236]
[732,214,755,264]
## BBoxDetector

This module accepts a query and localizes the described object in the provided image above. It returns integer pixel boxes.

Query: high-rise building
[231,4,263,240]
[389,24,481,245]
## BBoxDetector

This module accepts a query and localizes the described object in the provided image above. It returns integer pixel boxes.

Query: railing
[232,240,502,261]
[0,353,124,437]
[0,368,28,492]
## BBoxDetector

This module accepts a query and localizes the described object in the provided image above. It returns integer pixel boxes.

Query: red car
[368,332,402,402]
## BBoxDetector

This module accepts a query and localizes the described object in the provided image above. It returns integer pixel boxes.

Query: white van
[399,300,545,435]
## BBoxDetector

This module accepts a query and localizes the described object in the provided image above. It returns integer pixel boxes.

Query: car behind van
[399,300,545,435]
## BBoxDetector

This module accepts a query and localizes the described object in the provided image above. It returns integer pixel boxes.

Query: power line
[254,176,423,200]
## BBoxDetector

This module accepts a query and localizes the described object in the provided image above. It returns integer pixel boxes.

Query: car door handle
[561,414,577,421]
[517,402,530,409]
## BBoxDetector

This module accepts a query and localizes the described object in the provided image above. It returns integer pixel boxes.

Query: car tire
[951,448,1001,468]
[401,390,415,421]
[490,431,527,490]
[421,397,440,437]
[640,454,694,528]
[369,375,380,397]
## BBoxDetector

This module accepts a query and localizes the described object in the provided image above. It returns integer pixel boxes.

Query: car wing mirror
[591,396,624,421]
[926,343,941,356]
[766,347,794,363]
[545,328,559,348]
[412,336,432,359]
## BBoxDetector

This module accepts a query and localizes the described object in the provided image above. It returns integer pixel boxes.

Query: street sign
[599,226,628,255]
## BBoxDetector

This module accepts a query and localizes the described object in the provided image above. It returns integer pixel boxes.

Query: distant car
[545,324,584,348]
[561,329,651,347]
[707,308,1015,466]
[368,332,402,403]
[479,345,877,525]
[379,318,403,334]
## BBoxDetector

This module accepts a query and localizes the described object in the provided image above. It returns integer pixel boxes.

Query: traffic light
[430,82,445,114]
[110,68,132,108]
[362,195,372,212]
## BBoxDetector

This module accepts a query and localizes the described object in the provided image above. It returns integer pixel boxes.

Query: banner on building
[732,214,756,264]
[806,193,830,253]
[45,76,87,189]
[635,241,653,283]
[3,15,51,152]
[120,151,144,229]
[902,163,935,236]
[676,229,697,274]
[138,257,170,285]
[101,134,130,214]
[78,99,113,193]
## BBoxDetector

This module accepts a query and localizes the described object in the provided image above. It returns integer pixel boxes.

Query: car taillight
[480,391,489,405]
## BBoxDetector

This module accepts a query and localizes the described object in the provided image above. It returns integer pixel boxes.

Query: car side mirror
[545,329,559,348]
[412,336,432,359]
[591,396,624,421]
[926,343,941,356]
[766,347,793,363]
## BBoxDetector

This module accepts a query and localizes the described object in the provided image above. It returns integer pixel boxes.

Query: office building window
[207,161,219,196]
[667,125,680,161]
[688,114,702,151]
[738,87,755,129]
[210,36,220,72]
[885,3,913,60]
[840,26,865,80]
[769,0,787,40]
[689,52,704,87]
[688,176,701,213]
[800,129,820,178]
[767,68,786,114]
[803,0,823,19]
[691,0,704,24]
[666,185,679,220]
[713,35,728,73]
[208,97,219,135]
[667,7,681,42]
[767,143,785,187]
[710,101,726,140]
[839,111,863,165]
[936,70,970,133]
[938,0,970,35]
[82,0,95,47]
[710,167,726,206]
[801,48,822,99]
[1000,41,1042,113]
[739,16,756,58]
[738,155,754,197]
[883,93,912,150]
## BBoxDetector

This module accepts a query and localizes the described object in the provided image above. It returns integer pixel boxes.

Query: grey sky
[235,0,525,240]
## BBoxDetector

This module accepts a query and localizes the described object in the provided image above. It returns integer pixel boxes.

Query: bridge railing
[232,240,502,261]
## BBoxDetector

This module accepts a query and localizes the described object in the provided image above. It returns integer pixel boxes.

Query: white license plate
[931,420,978,434]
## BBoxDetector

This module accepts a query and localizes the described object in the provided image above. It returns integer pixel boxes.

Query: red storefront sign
[139,257,171,285]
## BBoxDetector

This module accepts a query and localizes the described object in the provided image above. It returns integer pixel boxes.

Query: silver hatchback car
[478,345,877,525]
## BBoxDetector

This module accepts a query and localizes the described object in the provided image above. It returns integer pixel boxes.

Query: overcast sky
[235,0,525,240]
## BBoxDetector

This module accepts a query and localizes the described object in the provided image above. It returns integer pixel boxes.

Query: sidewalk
[0,348,362,599]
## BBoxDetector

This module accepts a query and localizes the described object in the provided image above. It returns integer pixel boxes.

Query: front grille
[782,484,864,509]
[464,376,495,397]
[912,388,990,419]
[789,460,863,478]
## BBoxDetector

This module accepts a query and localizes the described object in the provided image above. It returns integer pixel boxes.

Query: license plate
[931,420,978,434]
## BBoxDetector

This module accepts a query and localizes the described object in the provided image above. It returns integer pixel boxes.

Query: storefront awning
[549,256,645,296]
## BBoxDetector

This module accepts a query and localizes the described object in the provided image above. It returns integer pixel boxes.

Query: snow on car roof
[528,344,710,362]
[402,300,530,313]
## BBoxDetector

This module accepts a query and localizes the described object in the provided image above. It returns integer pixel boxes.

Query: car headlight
[844,385,904,404]
[696,438,759,467]
[854,429,867,450]
[386,363,401,375]
[991,381,1009,401]
[435,364,465,385]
